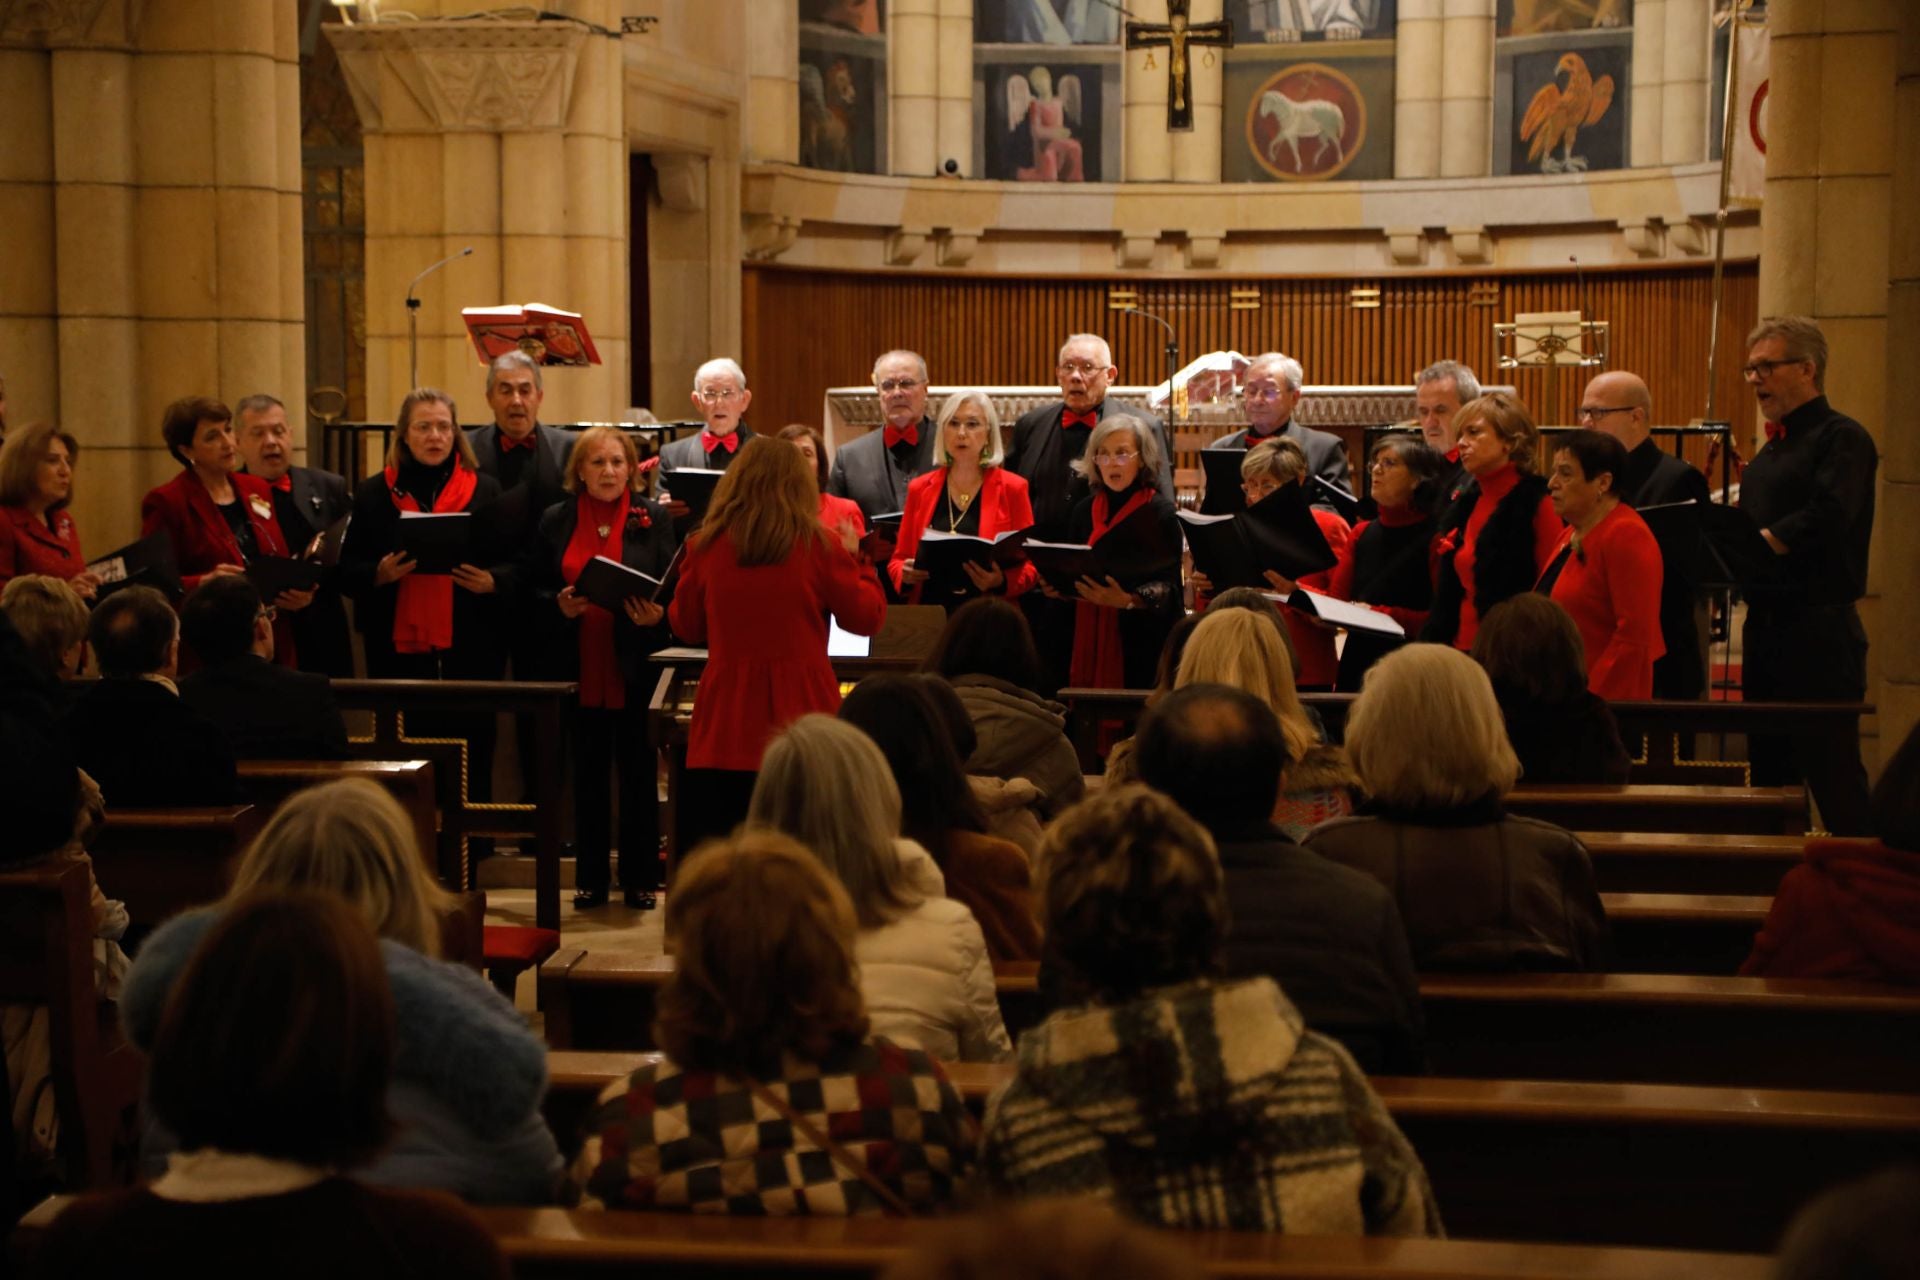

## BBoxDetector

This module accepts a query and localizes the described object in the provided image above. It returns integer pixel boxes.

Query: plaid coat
[568,1037,977,1215]
[980,976,1441,1236]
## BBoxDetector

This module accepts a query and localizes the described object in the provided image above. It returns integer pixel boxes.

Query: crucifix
[1125,1,1234,132]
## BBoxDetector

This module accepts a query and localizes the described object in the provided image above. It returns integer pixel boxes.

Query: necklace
[946,482,979,533]
[596,524,611,538]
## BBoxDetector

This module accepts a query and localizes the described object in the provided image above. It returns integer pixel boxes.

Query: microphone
[1115,307,1181,423]
[406,246,475,389]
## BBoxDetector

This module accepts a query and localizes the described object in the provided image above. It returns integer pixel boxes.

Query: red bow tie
[702,430,740,455]
[500,431,537,453]
[269,473,293,494]
[884,422,919,449]
[1061,409,1099,429]
[1763,420,1786,443]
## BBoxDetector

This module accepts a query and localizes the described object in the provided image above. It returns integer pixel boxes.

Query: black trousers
[674,767,758,872]
[1742,601,1873,836]
[573,705,658,893]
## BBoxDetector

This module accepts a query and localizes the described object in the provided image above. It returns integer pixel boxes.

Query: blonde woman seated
[1303,645,1607,972]
[748,715,1013,1063]
[120,778,562,1203]
[981,785,1440,1236]
[569,834,978,1215]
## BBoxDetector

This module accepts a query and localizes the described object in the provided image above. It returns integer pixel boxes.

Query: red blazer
[141,469,297,666]
[1542,502,1664,701]
[667,528,887,772]
[819,492,867,538]
[889,467,1038,600]
[0,504,84,589]
[1742,839,1920,984]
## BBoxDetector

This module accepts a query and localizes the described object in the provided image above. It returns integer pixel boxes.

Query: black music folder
[860,511,904,562]
[911,528,1030,595]
[1025,503,1179,595]
[1200,449,1247,515]
[573,555,667,615]
[1178,483,1338,589]
[396,512,470,574]
[245,555,323,599]
[85,531,182,600]
[663,468,726,523]
[1311,475,1372,524]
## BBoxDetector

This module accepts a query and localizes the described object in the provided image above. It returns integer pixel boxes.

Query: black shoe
[622,887,657,911]
[572,887,609,909]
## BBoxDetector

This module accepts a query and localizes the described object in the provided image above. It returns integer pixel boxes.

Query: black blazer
[262,465,356,678]
[524,496,680,687]
[179,654,349,761]
[337,470,511,673]
[466,422,573,509]
[1004,402,1175,533]
[1063,488,1183,689]
[61,678,239,808]
[826,418,937,518]
[1620,438,1712,699]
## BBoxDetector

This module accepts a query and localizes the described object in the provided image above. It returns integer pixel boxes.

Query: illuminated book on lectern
[462,303,601,367]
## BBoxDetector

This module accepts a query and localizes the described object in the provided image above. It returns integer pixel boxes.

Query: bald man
[1578,370,1711,699]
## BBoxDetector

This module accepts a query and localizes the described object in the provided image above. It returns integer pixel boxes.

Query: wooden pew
[540,1051,1918,1253]
[1601,892,1768,974]
[1506,784,1806,836]
[10,1195,1772,1280]
[236,758,436,868]
[87,805,261,928]
[1582,831,1805,895]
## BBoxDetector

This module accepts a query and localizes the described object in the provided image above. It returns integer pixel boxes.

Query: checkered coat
[568,1037,978,1215]
[980,976,1442,1236]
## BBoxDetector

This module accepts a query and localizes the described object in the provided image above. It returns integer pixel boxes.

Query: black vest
[1422,472,1551,646]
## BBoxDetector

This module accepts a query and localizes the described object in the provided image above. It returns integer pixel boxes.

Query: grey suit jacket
[466,421,573,491]
[1211,420,1352,489]
[827,417,938,517]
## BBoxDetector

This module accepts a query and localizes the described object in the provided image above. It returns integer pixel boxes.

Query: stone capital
[936,227,982,268]
[745,212,802,261]
[327,18,587,134]
[1386,226,1429,266]
[885,226,931,266]
[1115,232,1160,271]
[0,0,135,49]
[1447,225,1492,264]
[1616,216,1665,259]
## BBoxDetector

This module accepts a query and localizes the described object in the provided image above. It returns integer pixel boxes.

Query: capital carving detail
[0,0,130,48]
[328,20,586,133]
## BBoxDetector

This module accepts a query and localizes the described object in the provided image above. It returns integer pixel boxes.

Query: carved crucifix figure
[1125,0,1234,132]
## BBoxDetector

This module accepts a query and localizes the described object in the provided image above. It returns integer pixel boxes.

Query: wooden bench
[1582,831,1805,895]
[88,805,261,929]
[10,1195,1772,1280]
[236,758,437,869]
[1601,892,1768,974]
[540,1052,1916,1253]
[1507,784,1806,835]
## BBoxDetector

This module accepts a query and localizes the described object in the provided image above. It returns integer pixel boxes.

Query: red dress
[141,469,297,666]
[889,467,1038,600]
[1451,463,1562,651]
[668,528,887,771]
[0,504,84,589]
[1543,502,1665,701]
[1742,839,1920,984]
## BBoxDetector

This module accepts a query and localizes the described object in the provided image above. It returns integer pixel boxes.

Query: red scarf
[561,492,631,709]
[386,464,477,655]
[1069,487,1152,689]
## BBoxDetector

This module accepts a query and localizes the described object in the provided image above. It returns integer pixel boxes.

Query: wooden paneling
[743,263,1761,445]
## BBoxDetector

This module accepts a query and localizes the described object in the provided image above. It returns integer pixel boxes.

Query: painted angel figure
[1242,0,1378,41]
[1008,67,1085,182]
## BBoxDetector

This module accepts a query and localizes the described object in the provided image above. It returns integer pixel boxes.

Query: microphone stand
[1115,307,1180,431]
[405,246,475,389]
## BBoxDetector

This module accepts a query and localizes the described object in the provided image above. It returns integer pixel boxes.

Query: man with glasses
[1413,360,1479,523]
[1737,316,1878,834]
[828,349,939,519]
[1209,352,1350,491]
[1579,369,1710,699]
[1004,333,1174,533]
[469,351,573,512]
[661,357,754,474]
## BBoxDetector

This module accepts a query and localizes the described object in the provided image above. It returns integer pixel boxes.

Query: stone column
[1394,0,1443,178]
[1439,0,1495,177]
[1124,0,1173,181]
[1630,0,1666,165]
[935,0,973,176]
[0,0,303,550]
[331,6,628,433]
[1759,0,1904,773]
[1881,3,1920,760]
[747,0,799,164]
[892,0,938,176]
[1660,0,1708,165]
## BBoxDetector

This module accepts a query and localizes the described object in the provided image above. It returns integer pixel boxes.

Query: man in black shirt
[1737,317,1878,835]
[1581,370,1711,699]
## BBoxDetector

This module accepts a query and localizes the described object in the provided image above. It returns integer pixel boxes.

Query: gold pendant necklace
[596,524,611,538]
[946,484,978,533]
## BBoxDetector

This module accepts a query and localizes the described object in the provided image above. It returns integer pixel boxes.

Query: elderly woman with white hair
[1302,644,1607,972]
[889,389,1037,607]
[747,713,1013,1063]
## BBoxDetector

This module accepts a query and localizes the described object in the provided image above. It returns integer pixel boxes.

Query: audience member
[748,714,1011,1062]
[916,672,1050,855]
[121,780,561,1203]
[62,585,238,807]
[178,575,349,760]
[569,833,977,1215]
[29,890,509,1279]
[1133,684,1423,1073]
[0,610,77,860]
[1539,428,1664,699]
[925,597,1085,819]
[1772,1166,1920,1280]
[0,574,88,683]
[1327,436,1446,690]
[982,784,1440,1235]
[840,674,1043,961]
[1471,594,1631,784]
[0,421,97,598]
[879,1199,1206,1280]
[1304,645,1607,971]
[1742,718,1920,982]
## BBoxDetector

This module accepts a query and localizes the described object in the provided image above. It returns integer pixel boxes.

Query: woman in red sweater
[1539,429,1664,700]
[1422,392,1563,651]
[667,436,887,852]
[0,421,98,597]
[890,390,1037,608]
[779,423,867,540]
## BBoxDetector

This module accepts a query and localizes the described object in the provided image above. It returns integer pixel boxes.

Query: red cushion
[482,925,560,968]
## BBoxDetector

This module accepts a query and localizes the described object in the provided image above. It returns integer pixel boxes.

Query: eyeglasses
[1058,360,1105,376]
[694,387,743,403]
[257,606,278,622]
[946,418,988,433]
[1741,358,1801,381]
[1577,405,1635,421]
[1243,384,1285,401]
[876,378,922,393]
[1094,450,1138,465]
